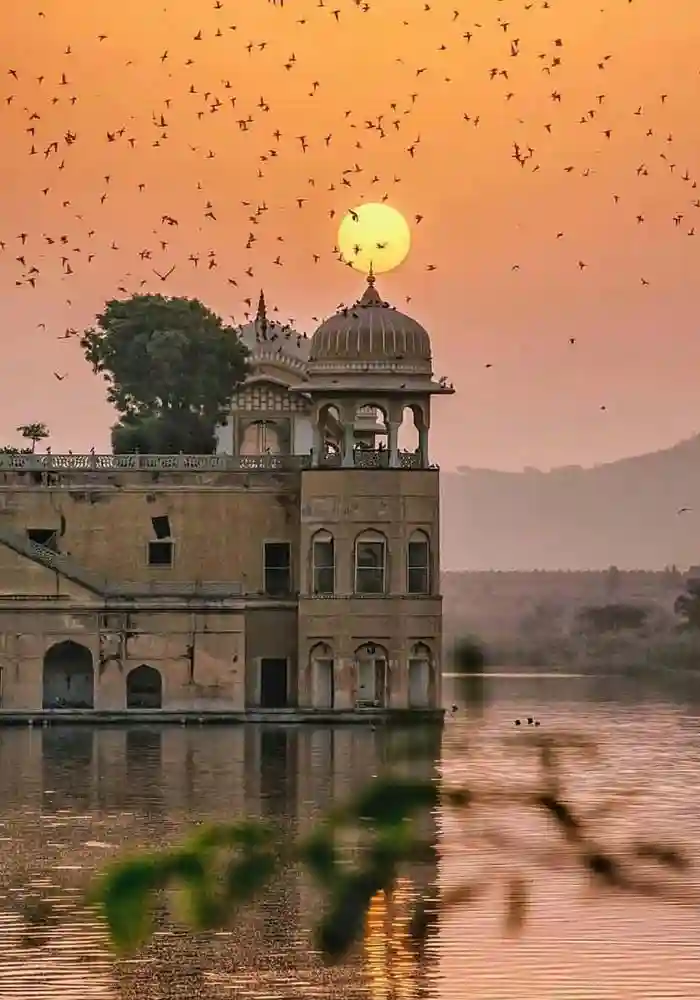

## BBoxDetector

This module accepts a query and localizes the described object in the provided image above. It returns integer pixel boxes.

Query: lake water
[1,672,700,999]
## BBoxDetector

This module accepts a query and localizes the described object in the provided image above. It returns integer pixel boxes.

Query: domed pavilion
[215,274,452,468]
[295,268,453,468]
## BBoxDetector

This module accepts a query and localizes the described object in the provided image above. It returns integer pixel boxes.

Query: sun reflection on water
[364,878,420,1000]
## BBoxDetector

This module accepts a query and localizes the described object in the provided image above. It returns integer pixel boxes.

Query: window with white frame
[407,530,430,594]
[312,531,335,595]
[354,530,387,595]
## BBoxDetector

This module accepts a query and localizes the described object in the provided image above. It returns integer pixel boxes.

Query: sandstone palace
[0,276,453,720]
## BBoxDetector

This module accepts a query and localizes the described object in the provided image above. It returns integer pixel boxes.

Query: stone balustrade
[0,452,430,472]
[0,454,311,472]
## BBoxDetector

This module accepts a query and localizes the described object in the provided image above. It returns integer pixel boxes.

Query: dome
[308,273,431,366]
[236,290,311,366]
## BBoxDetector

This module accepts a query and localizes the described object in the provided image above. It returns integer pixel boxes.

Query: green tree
[575,602,650,635]
[111,411,219,455]
[81,294,250,454]
[16,422,50,452]
[674,576,700,629]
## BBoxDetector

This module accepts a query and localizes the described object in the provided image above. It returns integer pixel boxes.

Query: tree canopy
[81,294,250,453]
[575,602,650,635]
[674,577,700,629]
[16,422,50,452]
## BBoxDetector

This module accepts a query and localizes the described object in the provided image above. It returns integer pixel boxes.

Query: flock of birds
[1,0,698,399]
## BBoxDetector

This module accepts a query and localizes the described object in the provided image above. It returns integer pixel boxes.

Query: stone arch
[310,641,335,709]
[399,401,428,465]
[316,402,343,461]
[354,401,389,454]
[354,642,389,708]
[239,418,289,455]
[398,404,422,453]
[354,528,388,595]
[126,664,163,709]
[310,528,335,595]
[42,640,94,709]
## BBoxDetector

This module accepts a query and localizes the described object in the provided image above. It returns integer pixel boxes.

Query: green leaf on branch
[315,868,385,962]
[90,856,168,953]
[297,828,340,887]
[222,849,279,909]
[350,777,438,827]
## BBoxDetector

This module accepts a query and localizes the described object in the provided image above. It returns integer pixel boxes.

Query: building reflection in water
[255,727,302,959]
[1,723,442,999]
[124,727,164,816]
[42,727,94,811]
[361,728,441,1000]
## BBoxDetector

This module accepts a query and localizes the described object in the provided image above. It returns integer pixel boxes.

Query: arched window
[312,530,335,595]
[354,530,387,595]
[407,530,430,594]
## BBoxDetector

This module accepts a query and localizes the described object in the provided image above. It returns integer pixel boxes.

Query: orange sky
[2,0,700,470]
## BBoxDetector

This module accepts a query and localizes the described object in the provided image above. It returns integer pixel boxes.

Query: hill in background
[441,432,700,570]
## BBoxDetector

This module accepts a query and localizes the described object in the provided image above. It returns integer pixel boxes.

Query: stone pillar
[342,422,355,467]
[418,425,429,467]
[311,421,322,467]
[388,421,401,468]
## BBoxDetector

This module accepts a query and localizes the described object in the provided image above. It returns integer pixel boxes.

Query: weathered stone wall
[0,607,246,711]
[0,466,445,713]
[297,468,443,710]
[0,543,86,598]
[0,471,300,587]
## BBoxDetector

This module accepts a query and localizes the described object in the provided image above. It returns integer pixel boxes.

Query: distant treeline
[441,566,700,670]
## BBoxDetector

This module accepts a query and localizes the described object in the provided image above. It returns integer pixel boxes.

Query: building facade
[0,276,453,718]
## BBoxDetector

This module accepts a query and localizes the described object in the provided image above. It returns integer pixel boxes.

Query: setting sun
[337,203,412,275]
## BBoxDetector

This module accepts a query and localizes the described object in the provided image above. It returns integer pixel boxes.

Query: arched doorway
[408,643,432,708]
[355,643,389,708]
[42,640,94,709]
[126,664,163,709]
[310,642,334,709]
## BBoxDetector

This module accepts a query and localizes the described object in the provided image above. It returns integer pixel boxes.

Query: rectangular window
[148,540,174,567]
[313,540,335,595]
[27,528,58,551]
[264,542,292,596]
[355,541,386,595]
[407,539,430,594]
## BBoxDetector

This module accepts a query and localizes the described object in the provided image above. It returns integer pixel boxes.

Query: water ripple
[0,680,698,998]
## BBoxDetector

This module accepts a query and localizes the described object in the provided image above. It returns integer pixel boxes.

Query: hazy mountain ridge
[441,567,684,651]
[442,433,700,570]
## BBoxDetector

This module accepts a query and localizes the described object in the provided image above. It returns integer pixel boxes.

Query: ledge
[0,708,445,726]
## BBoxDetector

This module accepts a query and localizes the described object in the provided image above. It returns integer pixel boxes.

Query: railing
[319,450,425,469]
[0,452,428,472]
[0,454,311,473]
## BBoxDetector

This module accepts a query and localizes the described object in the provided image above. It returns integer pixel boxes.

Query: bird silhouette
[1,0,696,447]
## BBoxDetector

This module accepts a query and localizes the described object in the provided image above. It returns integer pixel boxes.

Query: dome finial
[367,260,376,286]
[255,288,268,338]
